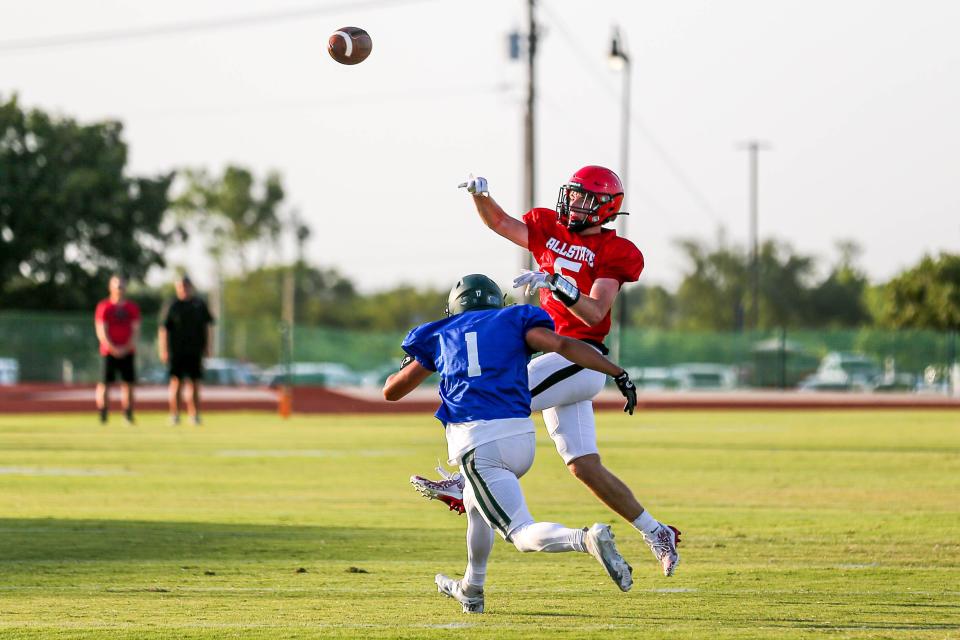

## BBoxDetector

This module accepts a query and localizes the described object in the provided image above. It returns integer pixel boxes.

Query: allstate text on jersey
[546,237,596,268]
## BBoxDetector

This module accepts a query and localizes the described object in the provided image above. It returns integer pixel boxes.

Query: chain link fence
[1,311,956,393]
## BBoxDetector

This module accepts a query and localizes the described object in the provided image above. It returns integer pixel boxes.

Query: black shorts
[102,354,136,384]
[169,353,203,380]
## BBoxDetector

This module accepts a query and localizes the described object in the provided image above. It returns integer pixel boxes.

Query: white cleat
[410,464,466,514]
[584,523,633,592]
[435,573,484,614]
[644,524,682,577]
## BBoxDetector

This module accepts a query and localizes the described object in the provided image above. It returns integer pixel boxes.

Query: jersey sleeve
[129,302,141,322]
[522,208,551,255]
[202,300,215,325]
[596,240,644,285]
[520,305,555,333]
[94,301,107,322]
[400,325,438,372]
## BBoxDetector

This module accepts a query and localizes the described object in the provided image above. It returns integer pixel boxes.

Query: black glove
[613,371,637,415]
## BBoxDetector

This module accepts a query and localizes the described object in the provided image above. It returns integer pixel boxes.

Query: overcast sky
[3,0,959,294]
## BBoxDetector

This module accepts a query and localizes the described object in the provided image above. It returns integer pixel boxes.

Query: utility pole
[737,140,771,331]
[609,27,631,364]
[523,0,538,273]
[508,2,539,273]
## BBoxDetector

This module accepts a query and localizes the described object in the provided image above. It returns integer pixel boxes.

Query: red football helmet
[555,165,626,232]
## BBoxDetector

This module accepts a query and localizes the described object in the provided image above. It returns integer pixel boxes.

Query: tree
[0,94,173,309]
[173,166,285,276]
[878,252,960,330]
[672,237,748,331]
[670,234,869,331]
[623,284,676,329]
[756,240,815,328]
[805,241,871,327]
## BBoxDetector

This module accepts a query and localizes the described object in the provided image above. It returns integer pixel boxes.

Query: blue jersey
[401,305,554,426]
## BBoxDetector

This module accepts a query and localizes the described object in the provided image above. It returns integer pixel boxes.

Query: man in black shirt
[158,276,215,425]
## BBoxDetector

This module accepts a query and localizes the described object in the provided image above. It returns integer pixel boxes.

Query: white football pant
[527,350,606,464]
[459,433,587,589]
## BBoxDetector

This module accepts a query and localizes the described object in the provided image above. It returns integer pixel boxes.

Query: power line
[537,3,723,225]
[0,0,438,54]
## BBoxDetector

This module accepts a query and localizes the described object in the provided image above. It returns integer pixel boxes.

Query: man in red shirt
[412,167,681,577]
[94,275,141,425]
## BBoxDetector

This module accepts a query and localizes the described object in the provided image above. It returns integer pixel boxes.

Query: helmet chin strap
[566,210,628,233]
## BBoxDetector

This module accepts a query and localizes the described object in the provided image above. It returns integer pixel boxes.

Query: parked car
[626,367,681,391]
[0,358,19,385]
[262,362,361,388]
[670,363,739,390]
[204,358,262,386]
[140,358,261,385]
[799,351,881,392]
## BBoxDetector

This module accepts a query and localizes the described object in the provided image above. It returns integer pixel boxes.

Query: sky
[3,0,959,294]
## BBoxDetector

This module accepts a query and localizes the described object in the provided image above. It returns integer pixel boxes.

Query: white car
[0,358,19,385]
[799,352,881,392]
[262,362,361,388]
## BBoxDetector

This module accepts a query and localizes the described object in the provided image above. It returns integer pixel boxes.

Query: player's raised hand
[613,371,638,415]
[458,174,489,196]
[512,270,550,296]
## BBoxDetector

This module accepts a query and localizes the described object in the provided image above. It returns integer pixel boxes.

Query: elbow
[581,310,605,327]
[382,385,402,402]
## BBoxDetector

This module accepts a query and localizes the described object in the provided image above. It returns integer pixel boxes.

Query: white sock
[631,510,661,537]
[463,506,493,590]
[510,522,587,553]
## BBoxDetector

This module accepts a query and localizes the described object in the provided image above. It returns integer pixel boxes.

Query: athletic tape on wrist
[549,274,581,306]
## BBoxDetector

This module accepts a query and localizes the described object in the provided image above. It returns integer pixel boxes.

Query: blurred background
[1,0,958,394]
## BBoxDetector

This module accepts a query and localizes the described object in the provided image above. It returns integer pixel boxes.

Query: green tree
[805,241,871,327]
[756,240,815,328]
[878,252,960,330]
[173,165,285,275]
[0,94,172,309]
[672,237,748,331]
[354,286,448,331]
[623,284,676,329]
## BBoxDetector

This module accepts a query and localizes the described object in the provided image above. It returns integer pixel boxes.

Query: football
[328,27,373,65]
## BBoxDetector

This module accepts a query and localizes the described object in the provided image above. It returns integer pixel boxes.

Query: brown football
[328,27,372,65]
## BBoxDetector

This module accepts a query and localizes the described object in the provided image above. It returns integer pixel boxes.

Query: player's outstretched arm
[525,327,637,414]
[383,356,433,401]
[459,175,528,249]
[525,327,620,377]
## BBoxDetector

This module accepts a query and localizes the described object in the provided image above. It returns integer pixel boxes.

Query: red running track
[0,384,958,414]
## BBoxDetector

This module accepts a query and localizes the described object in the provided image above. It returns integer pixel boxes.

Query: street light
[609,27,631,364]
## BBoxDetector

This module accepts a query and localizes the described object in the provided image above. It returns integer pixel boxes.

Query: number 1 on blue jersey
[465,331,482,377]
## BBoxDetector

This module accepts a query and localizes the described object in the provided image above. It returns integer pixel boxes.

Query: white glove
[458,174,489,196]
[512,270,550,297]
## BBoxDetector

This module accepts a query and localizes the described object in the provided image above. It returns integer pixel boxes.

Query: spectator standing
[94,275,141,425]
[158,275,215,425]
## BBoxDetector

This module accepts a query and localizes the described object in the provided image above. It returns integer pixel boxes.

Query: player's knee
[508,523,538,553]
[567,454,603,482]
[510,534,538,553]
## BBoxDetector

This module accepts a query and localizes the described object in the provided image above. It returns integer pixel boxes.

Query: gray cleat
[435,573,484,614]
[584,523,633,592]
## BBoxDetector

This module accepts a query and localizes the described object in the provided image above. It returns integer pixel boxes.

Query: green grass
[0,410,958,639]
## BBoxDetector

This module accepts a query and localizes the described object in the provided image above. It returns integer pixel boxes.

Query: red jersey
[95,299,141,356]
[523,207,644,343]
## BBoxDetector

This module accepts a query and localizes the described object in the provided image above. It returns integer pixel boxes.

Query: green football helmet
[445,274,505,316]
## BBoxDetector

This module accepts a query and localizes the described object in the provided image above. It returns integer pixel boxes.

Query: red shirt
[523,207,644,343]
[95,299,141,356]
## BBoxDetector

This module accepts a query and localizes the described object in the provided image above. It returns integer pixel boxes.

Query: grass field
[0,410,958,639]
